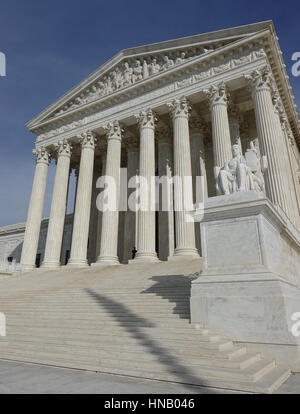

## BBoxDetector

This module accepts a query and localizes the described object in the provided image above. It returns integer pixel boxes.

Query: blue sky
[0,0,299,226]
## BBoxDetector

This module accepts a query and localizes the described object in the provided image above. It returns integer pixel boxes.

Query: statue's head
[232,144,241,157]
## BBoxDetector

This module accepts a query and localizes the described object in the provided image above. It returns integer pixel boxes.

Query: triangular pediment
[27,21,275,130]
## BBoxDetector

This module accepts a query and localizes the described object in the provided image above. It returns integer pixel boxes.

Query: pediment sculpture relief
[51,44,225,119]
[215,141,268,195]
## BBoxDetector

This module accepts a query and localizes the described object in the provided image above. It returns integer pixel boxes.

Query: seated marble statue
[215,141,267,195]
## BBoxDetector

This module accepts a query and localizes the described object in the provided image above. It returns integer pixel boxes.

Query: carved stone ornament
[215,142,267,195]
[32,147,51,165]
[204,82,229,106]
[79,130,97,149]
[135,109,158,130]
[104,120,124,141]
[55,139,72,158]
[168,96,191,119]
[51,44,224,119]
[244,66,274,93]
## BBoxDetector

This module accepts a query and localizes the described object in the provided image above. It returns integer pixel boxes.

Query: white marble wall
[0,215,73,267]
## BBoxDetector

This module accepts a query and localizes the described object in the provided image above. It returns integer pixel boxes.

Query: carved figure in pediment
[162,55,174,70]
[175,52,186,65]
[143,59,149,78]
[149,58,161,75]
[123,62,133,85]
[111,69,123,90]
[97,80,105,96]
[103,76,113,95]
[86,86,97,102]
[132,60,143,82]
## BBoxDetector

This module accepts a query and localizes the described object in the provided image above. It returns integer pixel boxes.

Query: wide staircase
[0,259,290,393]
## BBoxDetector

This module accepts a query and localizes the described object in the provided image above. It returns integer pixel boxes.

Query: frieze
[36,47,267,143]
[49,43,226,119]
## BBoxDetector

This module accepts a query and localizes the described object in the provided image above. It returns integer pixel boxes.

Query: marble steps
[1,301,190,310]
[4,314,190,324]
[3,326,215,340]
[0,339,245,360]
[0,330,235,349]
[5,320,200,333]
[0,262,291,393]
[0,291,192,298]
[0,342,258,370]
[0,336,272,378]
[0,339,251,367]
[2,310,190,319]
[0,348,290,393]
[3,318,190,328]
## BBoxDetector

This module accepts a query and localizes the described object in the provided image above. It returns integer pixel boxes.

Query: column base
[129,252,160,264]
[168,248,200,260]
[66,258,89,268]
[41,261,61,269]
[92,256,120,266]
[20,264,36,272]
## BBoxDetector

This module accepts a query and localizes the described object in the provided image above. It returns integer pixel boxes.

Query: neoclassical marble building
[1,20,300,369]
[1,21,297,276]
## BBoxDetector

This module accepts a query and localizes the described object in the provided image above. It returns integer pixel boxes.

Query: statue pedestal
[191,191,300,370]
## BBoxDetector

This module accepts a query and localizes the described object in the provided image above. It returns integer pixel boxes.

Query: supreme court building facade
[1,20,300,367]
[16,21,300,271]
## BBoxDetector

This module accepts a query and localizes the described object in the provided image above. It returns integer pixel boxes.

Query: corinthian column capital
[204,82,229,107]
[80,130,97,149]
[135,108,158,130]
[168,96,191,119]
[32,147,51,165]
[104,120,124,141]
[55,139,72,158]
[245,66,274,94]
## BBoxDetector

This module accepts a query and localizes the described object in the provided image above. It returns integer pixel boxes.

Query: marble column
[95,153,106,262]
[168,97,199,258]
[246,67,288,212]
[205,82,232,170]
[228,104,242,151]
[189,115,208,254]
[68,131,96,267]
[157,125,175,260]
[87,158,100,264]
[21,147,50,271]
[132,109,159,262]
[279,111,300,226]
[190,114,208,200]
[96,121,122,265]
[123,141,139,262]
[272,92,294,218]
[42,140,72,268]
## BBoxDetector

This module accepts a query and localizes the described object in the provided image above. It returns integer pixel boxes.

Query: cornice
[27,24,300,151]
[29,30,270,133]
[28,22,272,129]
[35,52,268,148]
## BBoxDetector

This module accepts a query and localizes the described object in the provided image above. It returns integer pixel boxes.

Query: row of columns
[20,68,299,271]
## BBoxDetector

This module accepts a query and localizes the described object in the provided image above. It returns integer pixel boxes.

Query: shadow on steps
[141,274,197,319]
[85,288,219,393]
